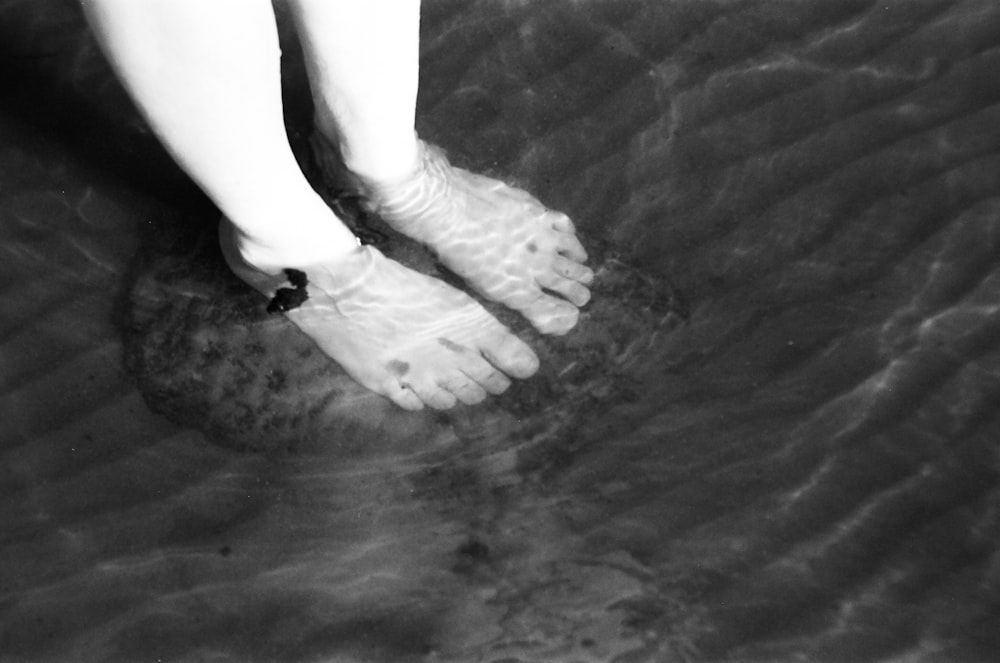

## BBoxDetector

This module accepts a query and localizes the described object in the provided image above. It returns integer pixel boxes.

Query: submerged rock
[122,187,685,456]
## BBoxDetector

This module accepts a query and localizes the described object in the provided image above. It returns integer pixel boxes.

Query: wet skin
[221,220,538,410]
[340,141,596,335]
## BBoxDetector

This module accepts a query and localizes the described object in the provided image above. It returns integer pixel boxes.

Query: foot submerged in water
[219,219,539,411]
[333,140,595,335]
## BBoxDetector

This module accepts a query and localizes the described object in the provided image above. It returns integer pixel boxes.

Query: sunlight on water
[2,0,1000,661]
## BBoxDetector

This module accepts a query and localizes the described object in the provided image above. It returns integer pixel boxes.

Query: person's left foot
[219,218,538,411]
[345,141,594,336]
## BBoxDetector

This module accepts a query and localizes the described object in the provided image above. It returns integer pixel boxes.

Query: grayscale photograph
[1,0,998,661]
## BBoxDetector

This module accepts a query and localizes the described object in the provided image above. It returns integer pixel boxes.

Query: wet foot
[219,219,539,411]
[349,141,594,335]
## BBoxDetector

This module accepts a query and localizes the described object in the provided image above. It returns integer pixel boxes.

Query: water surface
[2,1,999,661]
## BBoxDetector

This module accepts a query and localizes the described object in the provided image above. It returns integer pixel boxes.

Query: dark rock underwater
[2,0,1000,661]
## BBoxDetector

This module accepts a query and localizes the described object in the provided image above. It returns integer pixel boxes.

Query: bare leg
[81,0,356,268]
[82,0,538,410]
[287,0,421,183]
[291,0,595,335]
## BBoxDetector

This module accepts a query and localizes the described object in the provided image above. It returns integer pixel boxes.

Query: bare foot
[350,142,594,335]
[219,220,539,410]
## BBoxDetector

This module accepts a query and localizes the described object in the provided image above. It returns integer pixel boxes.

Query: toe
[460,358,512,395]
[555,231,588,263]
[480,327,539,379]
[540,273,591,307]
[382,381,424,411]
[408,377,458,410]
[439,372,488,405]
[525,297,580,335]
[549,211,577,233]
[552,255,594,285]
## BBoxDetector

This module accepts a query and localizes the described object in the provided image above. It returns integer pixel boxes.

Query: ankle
[225,216,359,275]
[355,142,453,223]
[315,114,421,185]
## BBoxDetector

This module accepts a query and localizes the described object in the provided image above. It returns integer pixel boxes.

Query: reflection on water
[2,0,1000,661]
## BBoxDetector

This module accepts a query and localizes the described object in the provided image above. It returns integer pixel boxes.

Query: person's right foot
[220,220,539,410]
[315,137,594,335]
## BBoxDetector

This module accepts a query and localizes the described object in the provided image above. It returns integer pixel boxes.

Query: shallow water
[2,1,1000,661]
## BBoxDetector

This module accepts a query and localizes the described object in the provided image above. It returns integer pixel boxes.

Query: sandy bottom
[2,1,1000,661]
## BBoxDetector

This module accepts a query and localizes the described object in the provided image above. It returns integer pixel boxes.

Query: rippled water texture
[3,1,1000,661]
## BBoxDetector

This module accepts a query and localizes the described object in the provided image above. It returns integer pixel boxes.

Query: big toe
[480,327,539,379]
[555,227,588,263]
[523,296,581,336]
